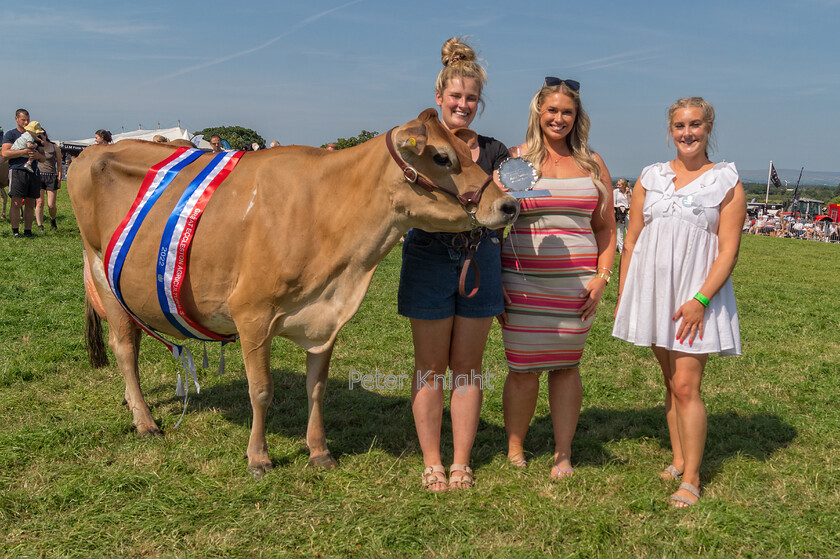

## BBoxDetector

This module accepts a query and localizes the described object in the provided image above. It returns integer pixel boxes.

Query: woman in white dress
[613,97,746,508]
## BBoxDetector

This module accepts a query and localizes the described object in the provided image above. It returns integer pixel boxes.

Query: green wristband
[694,293,710,307]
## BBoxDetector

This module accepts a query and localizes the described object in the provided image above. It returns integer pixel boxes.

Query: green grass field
[1,187,838,557]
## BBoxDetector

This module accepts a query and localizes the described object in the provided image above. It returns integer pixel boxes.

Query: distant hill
[739,168,840,187]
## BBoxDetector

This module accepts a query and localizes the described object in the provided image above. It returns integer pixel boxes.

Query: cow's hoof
[247,462,274,481]
[135,423,162,437]
[308,453,337,469]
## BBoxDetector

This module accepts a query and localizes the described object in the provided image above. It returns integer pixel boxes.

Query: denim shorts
[398,228,504,320]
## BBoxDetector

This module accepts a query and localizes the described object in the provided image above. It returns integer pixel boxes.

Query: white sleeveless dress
[612,161,741,356]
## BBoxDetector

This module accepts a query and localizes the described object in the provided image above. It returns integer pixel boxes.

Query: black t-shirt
[475,135,509,175]
[2,128,37,171]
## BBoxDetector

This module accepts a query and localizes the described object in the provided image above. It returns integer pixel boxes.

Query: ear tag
[409,138,416,147]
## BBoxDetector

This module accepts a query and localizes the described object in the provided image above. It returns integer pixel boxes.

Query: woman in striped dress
[500,78,615,478]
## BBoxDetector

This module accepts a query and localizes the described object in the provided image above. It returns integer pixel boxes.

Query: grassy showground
[1,186,838,557]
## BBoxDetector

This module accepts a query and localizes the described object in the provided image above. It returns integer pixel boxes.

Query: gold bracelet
[596,271,611,284]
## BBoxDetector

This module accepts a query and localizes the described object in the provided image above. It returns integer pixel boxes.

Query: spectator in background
[814,221,826,242]
[94,130,112,145]
[762,216,776,235]
[251,142,260,151]
[614,178,631,252]
[750,215,764,235]
[35,129,62,232]
[209,135,223,153]
[269,140,281,148]
[804,220,815,240]
[1,157,8,221]
[152,135,168,143]
[0,125,5,219]
[2,109,45,237]
[10,121,44,173]
[325,143,337,151]
[780,216,792,236]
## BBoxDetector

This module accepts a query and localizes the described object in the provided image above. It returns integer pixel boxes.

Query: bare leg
[670,352,707,505]
[36,190,45,227]
[47,189,57,222]
[503,371,540,465]
[448,316,493,487]
[306,345,337,468]
[409,317,453,491]
[547,367,582,478]
[1,186,7,219]
[653,347,707,506]
[653,347,683,475]
[22,198,35,231]
[10,196,23,230]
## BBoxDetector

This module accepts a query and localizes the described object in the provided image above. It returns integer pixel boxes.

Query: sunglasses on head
[544,77,580,92]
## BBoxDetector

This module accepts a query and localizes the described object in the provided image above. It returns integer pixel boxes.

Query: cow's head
[387,108,517,232]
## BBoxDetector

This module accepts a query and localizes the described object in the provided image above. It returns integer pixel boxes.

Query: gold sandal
[448,464,475,489]
[421,465,447,492]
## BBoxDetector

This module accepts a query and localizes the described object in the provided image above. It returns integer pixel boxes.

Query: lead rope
[456,229,484,298]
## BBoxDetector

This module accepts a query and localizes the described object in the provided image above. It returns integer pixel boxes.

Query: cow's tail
[85,295,109,368]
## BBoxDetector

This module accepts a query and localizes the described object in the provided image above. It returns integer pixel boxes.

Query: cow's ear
[452,128,478,150]
[394,123,427,156]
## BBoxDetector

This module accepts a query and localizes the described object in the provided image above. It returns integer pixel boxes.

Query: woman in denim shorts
[398,37,509,491]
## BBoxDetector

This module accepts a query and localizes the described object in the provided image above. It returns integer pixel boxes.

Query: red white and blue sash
[102,147,243,418]
[156,150,243,341]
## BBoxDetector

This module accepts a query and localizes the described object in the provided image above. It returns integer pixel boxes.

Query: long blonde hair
[521,82,601,182]
[435,37,487,114]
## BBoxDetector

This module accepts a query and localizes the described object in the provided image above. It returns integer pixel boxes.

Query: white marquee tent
[64,126,211,149]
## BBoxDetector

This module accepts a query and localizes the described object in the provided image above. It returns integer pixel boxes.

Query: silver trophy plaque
[498,157,551,199]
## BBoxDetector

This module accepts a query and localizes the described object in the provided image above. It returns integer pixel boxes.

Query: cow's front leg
[306,345,337,468]
[239,335,274,478]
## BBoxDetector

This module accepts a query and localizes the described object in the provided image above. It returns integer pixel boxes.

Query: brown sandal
[448,464,475,489]
[421,465,447,492]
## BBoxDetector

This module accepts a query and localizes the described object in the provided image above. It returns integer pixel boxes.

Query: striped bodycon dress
[501,177,599,373]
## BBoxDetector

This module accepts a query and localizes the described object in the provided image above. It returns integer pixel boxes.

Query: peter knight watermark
[348,369,496,393]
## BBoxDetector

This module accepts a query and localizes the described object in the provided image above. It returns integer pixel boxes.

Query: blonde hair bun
[441,37,477,67]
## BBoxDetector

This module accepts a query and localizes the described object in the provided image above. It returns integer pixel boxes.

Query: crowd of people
[1,109,64,236]
[4,35,758,509]
[745,213,837,242]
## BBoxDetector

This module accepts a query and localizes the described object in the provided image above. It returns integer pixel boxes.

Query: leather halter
[385,127,491,298]
[384,127,493,226]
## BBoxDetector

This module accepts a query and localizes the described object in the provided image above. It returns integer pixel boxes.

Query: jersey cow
[68,108,518,477]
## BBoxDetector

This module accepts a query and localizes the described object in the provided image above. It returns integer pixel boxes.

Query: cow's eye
[433,153,451,167]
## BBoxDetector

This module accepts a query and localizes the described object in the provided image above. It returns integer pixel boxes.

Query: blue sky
[2,0,838,178]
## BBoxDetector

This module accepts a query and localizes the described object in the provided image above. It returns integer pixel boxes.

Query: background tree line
[193,126,379,152]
